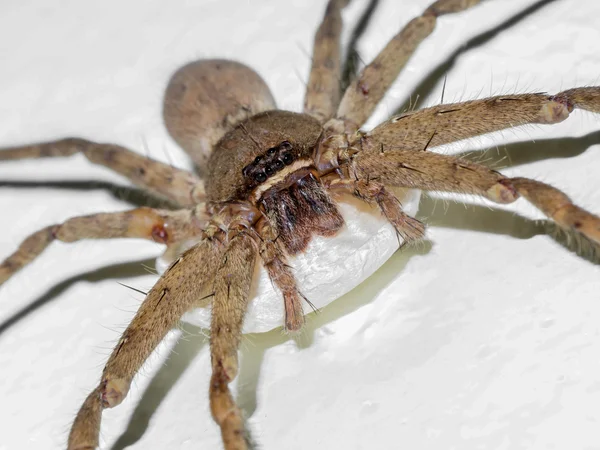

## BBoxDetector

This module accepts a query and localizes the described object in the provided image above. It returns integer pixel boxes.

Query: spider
[1,0,600,448]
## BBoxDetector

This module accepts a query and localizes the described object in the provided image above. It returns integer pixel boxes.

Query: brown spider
[1,0,600,448]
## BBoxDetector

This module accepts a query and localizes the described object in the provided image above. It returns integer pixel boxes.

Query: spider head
[205,110,322,203]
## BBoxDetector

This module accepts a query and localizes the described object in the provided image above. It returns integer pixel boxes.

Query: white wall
[1,1,599,449]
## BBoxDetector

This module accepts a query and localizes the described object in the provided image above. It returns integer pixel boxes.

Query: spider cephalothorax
[1,0,600,449]
[213,111,346,254]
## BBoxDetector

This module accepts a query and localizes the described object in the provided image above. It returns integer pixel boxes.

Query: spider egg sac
[157,189,421,333]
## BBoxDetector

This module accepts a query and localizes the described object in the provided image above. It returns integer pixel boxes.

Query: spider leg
[327,178,425,242]
[365,87,600,151]
[304,0,349,123]
[350,149,600,245]
[0,138,205,206]
[209,234,257,450]
[335,0,481,131]
[257,221,306,332]
[0,206,206,285]
[67,239,222,450]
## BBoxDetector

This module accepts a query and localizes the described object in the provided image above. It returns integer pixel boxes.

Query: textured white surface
[0,1,599,450]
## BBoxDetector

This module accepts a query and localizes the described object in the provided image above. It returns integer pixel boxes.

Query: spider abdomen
[163,59,276,176]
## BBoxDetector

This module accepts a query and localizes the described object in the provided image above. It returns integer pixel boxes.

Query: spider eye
[254,172,267,182]
[265,165,274,176]
[254,156,262,164]
[267,147,277,156]
[280,141,292,150]
[282,152,294,165]
[273,159,284,170]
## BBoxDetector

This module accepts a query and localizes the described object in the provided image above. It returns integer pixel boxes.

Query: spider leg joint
[100,377,130,409]
[537,97,573,124]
